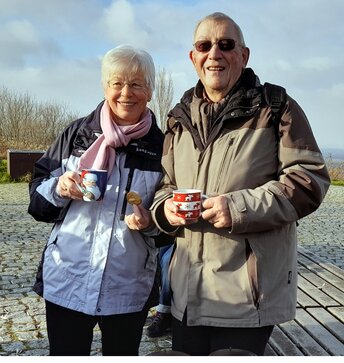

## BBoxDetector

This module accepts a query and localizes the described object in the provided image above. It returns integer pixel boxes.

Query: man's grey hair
[193,12,246,47]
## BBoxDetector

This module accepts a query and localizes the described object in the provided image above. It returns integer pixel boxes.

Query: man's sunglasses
[194,39,236,53]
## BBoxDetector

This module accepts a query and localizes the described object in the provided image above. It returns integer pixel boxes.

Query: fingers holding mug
[201,195,232,228]
[57,171,83,199]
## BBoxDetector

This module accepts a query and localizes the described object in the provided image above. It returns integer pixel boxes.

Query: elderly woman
[28,45,164,356]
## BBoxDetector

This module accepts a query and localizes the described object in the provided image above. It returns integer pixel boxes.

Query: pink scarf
[78,100,152,175]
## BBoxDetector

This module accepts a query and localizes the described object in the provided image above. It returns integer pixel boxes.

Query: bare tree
[149,68,174,132]
[0,87,34,140]
[0,86,78,157]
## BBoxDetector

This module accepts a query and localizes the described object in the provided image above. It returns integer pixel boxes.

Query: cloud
[0,19,61,68]
[0,57,104,117]
[102,0,151,47]
[97,0,201,102]
[0,0,343,149]
[1,0,100,26]
[300,57,336,72]
[98,0,195,59]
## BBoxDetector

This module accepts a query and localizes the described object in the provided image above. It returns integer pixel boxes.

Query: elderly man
[151,12,330,355]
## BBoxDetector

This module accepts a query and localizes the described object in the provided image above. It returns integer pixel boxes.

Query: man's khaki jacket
[151,69,330,328]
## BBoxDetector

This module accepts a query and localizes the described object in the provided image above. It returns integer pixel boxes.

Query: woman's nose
[121,84,134,96]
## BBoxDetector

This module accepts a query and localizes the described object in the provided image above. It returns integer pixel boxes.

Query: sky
[0,0,343,150]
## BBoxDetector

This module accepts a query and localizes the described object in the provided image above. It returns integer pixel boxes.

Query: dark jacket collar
[167,68,263,150]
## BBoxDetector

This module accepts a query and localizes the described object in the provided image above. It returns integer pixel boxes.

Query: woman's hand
[56,171,84,200]
[125,204,153,230]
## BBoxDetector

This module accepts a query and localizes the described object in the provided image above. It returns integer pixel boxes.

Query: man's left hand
[202,195,232,228]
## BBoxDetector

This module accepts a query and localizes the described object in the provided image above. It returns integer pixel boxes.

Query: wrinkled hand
[164,198,198,226]
[201,195,232,228]
[125,204,153,230]
[56,171,84,200]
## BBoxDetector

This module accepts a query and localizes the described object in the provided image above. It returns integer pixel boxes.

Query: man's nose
[208,43,222,59]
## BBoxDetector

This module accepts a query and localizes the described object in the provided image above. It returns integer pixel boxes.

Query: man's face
[189,19,250,102]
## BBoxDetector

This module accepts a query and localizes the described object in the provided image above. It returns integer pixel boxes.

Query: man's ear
[242,47,250,68]
[189,50,196,65]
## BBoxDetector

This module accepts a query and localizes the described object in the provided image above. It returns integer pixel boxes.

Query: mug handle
[76,183,86,195]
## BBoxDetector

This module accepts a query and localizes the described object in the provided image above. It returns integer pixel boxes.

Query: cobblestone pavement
[0,183,343,356]
[297,185,344,269]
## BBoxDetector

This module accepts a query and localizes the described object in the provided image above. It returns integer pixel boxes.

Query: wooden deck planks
[297,275,340,308]
[295,309,344,355]
[328,306,344,324]
[297,288,320,308]
[265,249,344,355]
[268,324,304,356]
[298,246,344,281]
[277,317,329,356]
[298,266,344,305]
[306,307,344,343]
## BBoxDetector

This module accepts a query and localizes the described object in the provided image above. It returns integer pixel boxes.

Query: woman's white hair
[101,45,155,94]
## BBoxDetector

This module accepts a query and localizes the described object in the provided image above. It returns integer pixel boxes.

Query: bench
[266,246,344,356]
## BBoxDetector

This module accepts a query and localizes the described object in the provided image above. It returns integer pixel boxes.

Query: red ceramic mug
[173,189,202,219]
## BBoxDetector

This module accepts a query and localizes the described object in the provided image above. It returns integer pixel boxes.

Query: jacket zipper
[144,249,150,269]
[120,167,135,221]
[215,136,235,192]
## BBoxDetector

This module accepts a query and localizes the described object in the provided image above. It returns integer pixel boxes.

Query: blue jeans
[156,244,173,313]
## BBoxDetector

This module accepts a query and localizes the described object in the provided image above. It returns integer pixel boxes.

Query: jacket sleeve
[228,95,330,233]
[150,125,181,235]
[28,123,78,223]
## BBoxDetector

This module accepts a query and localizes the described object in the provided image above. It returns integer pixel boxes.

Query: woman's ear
[147,90,152,102]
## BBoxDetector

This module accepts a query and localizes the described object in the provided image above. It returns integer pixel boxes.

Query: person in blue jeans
[147,244,173,337]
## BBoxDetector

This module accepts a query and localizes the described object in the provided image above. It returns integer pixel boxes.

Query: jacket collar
[167,68,263,150]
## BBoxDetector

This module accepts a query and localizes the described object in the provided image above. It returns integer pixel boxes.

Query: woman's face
[104,72,151,125]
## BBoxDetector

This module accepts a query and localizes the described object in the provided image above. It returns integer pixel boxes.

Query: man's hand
[201,195,232,228]
[164,198,198,226]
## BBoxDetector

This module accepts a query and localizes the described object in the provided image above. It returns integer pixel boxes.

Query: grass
[326,157,344,186]
[331,180,344,186]
[0,159,12,183]
[0,159,31,183]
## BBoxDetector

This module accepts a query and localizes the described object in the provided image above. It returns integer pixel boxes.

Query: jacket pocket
[245,238,260,307]
[214,134,236,192]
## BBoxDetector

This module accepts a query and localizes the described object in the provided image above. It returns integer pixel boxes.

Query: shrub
[325,155,344,185]
[0,160,33,183]
[0,160,11,183]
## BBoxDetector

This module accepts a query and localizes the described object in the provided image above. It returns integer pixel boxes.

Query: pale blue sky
[1,0,343,149]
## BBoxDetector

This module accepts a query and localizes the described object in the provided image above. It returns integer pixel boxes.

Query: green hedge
[0,160,31,183]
